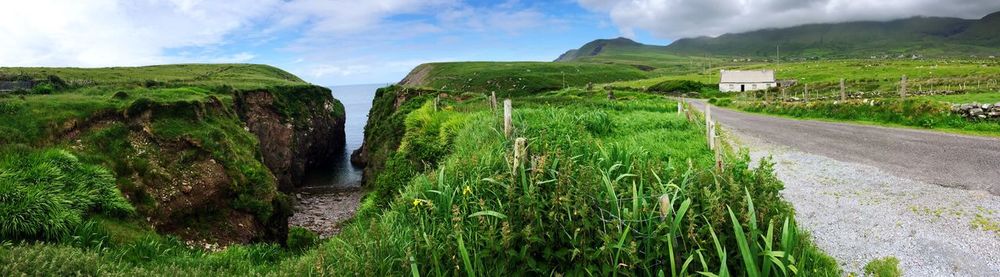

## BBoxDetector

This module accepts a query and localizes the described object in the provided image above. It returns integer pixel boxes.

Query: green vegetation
[1,84,840,275]
[399,62,649,97]
[304,87,838,275]
[863,256,902,277]
[0,64,304,90]
[0,148,133,240]
[721,98,1000,136]
[0,64,343,252]
[922,92,1000,104]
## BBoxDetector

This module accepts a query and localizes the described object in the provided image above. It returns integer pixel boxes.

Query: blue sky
[2,0,998,86]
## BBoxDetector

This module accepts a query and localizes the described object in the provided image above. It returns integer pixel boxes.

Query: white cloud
[0,0,281,67]
[578,0,1000,39]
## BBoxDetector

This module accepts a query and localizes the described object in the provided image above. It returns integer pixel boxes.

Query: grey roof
[720,70,775,83]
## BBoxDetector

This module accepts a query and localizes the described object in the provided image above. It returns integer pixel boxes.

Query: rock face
[235,87,346,191]
[82,85,346,245]
[952,102,1000,120]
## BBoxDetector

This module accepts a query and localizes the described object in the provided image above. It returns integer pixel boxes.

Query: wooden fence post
[490,92,497,111]
[513,137,527,172]
[677,101,683,115]
[900,75,908,99]
[434,95,440,111]
[714,128,723,172]
[840,78,846,101]
[781,87,786,101]
[708,121,716,151]
[804,83,809,102]
[503,99,513,138]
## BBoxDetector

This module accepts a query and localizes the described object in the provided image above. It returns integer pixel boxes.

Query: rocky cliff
[0,65,345,245]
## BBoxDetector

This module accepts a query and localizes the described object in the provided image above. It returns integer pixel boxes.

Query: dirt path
[288,187,364,238]
[687,100,1000,276]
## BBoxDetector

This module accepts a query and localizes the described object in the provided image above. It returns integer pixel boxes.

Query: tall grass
[0,148,134,240]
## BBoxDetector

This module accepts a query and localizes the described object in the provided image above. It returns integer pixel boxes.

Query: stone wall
[952,102,1000,120]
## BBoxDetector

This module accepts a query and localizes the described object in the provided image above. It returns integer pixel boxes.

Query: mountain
[554,37,656,61]
[558,11,1000,61]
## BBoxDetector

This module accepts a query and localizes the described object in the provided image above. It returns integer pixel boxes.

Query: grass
[610,58,1000,93]
[921,91,1000,104]
[719,98,1000,137]
[863,257,902,277]
[401,62,650,97]
[2,86,840,276]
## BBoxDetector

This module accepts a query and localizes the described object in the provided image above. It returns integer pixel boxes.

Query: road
[686,99,1000,195]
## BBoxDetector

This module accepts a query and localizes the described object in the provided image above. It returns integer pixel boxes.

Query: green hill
[558,11,1000,61]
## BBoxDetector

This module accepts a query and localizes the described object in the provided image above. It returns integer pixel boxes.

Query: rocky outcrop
[234,87,346,191]
[952,102,1000,120]
[63,85,345,245]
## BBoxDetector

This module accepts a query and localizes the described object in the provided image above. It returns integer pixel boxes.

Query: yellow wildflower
[462,186,472,196]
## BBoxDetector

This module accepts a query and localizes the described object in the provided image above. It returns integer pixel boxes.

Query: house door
[740,85,745,92]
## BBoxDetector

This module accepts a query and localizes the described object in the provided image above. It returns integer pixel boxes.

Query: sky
[1,0,999,86]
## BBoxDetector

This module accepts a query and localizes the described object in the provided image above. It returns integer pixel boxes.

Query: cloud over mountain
[578,0,1000,39]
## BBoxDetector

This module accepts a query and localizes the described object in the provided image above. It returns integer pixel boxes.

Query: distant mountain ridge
[557,11,1000,61]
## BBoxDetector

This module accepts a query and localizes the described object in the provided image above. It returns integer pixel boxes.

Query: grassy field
[921,92,1000,104]
[0,64,305,89]
[400,62,650,97]
[2,84,840,275]
[611,59,1000,94]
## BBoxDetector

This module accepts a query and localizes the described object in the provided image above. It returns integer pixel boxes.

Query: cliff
[0,64,345,244]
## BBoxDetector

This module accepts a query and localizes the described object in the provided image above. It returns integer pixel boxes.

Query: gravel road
[688,100,1000,195]
[687,100,1000,276]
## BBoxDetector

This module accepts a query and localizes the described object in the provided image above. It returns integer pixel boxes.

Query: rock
[181,185,193,194]
[970,108,985,116]
[960,104,973,111]
[983,104,992,110]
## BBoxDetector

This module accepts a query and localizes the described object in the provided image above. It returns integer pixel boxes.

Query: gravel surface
[288,187,364,238]
[688,101,1000,276]
[686,100,1000,195]
[739,134,1000,276]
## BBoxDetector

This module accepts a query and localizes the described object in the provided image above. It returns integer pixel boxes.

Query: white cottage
[719,70,776,92]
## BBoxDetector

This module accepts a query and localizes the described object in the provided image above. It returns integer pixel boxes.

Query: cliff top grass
[0,64,307,90]
[399,61,649,96]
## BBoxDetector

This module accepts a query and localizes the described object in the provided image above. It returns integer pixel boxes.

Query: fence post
[513,137,527,172]
[840,78,846,101]
[781,87,786,101]
[708,121,716,151]
[900,75,908,99]
[714,128,723,171]
[503,99,513,138]
[677,101,682,115]
[490,91,497,111]
[804,83,809,102]
[434,95,440,111]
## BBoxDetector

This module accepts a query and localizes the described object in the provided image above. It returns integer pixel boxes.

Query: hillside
[0,64,345,245]
[557,11,1000,61]
[398,62,649,96]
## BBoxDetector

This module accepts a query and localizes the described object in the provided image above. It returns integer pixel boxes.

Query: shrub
[647,80,710,93]
[286,227,319,252]
[30,83,54,94]
[864,256,902,277]
[0,148,134,240]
